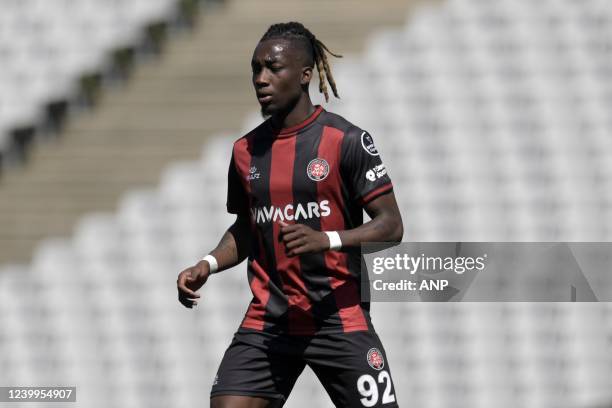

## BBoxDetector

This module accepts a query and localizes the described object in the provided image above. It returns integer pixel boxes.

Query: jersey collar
[269,105,324,137]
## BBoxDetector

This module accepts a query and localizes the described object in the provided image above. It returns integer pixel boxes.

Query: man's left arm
[280,192,403,256]
[280,126,403,255]
[337,192,403,247]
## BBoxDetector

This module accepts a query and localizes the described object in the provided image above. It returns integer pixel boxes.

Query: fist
[278,221,330,257]
[177,260,210,308]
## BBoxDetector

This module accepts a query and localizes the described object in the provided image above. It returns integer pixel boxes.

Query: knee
[210,396,250,408]
[210,395,282,408]
[210,396,226,408]
[210,396,230,408]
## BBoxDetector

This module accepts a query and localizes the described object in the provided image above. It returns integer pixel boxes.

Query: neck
[270,94,315,130]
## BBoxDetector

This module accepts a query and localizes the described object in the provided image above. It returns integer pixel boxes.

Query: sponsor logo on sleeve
[361,131,379,156]
[365,164,387,181]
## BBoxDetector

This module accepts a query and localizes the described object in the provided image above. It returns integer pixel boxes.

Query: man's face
[251,38,311,117]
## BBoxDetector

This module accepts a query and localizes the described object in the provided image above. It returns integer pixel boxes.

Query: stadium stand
[0,0,414,266]
[0,0,183,160]
[2,0,612,407]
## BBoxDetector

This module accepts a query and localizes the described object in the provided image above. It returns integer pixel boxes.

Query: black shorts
[210,328,399,407]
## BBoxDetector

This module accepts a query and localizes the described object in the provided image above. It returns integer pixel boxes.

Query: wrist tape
[324,231,342,251]
[201,254,219,274]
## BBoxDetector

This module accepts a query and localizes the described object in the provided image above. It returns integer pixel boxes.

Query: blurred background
[1,0,612,407]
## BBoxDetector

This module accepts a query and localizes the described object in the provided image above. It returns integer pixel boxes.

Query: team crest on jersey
[361,131,379,156]
[367,348,384,370]
[307,158,329,181]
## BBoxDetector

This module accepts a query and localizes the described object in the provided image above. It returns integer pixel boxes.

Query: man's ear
[301,66,313,85]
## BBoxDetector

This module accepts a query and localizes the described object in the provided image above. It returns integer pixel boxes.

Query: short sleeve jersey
[226,105,393,335]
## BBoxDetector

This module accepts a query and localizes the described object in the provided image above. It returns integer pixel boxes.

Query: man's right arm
[204,213,251,272]
[177,213,251,308]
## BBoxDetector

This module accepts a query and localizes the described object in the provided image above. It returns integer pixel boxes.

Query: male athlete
[177,22,403,408]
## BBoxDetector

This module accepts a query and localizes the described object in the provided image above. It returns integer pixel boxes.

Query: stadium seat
[0,0,182,156]
[2,0,612,407]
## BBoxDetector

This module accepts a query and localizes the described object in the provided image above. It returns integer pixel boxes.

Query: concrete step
[34,133,214,149]
[0,239,72,261]
[0,198,118,216]
[0,0,425,265]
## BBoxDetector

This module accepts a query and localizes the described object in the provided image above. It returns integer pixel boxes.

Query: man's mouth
[257,94,273,104]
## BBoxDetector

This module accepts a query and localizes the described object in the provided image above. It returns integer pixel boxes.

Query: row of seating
[2,0,612,406]
[0,0,181,158]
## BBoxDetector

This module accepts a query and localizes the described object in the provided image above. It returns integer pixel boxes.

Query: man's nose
[254,70,270,86]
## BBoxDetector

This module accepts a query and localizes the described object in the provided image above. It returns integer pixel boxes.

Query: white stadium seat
[0,0,181,155]
[2,0,612,407]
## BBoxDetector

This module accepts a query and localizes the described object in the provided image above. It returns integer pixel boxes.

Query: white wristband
[201,254,219,274]
[324,231,342,251]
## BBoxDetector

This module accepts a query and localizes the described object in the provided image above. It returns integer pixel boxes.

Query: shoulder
[321,111,382,160]
[231,120,270,153]
[319,110,365,139]
[317,110,371,157]
[325,112,374,151]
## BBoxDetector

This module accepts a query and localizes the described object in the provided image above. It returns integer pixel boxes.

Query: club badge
[367,348,384,370]
[307,158,329,181]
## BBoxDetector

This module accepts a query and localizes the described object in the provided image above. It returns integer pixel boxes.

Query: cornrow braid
[260,22,342,102]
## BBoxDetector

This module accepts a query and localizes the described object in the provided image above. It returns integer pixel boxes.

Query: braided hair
[260,22,342,102]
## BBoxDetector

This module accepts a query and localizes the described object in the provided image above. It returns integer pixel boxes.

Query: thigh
[306,331,399,408]
[210,395,283,408]
[210,330,307,404]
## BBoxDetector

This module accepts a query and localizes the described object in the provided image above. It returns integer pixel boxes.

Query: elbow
[394,221,404,243]
[388,217,403,243]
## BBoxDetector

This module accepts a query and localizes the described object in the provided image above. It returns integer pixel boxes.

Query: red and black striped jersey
[226,105,393,335]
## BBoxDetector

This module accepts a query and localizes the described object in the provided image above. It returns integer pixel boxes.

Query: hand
[278,221,330,257]
[177,260,210,308]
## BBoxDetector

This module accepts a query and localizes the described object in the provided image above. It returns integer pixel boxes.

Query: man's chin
[260,107,271,119]
[260,105,274,119]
